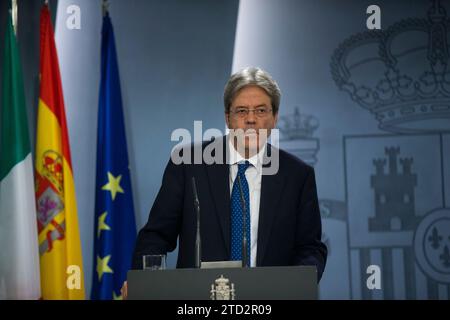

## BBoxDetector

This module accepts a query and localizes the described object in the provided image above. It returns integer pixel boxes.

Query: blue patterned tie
[230,161,251,266]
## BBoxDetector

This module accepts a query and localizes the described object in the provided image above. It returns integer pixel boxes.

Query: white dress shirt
[228,138,265,267]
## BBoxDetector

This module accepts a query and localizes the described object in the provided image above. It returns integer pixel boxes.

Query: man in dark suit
[123,67,326,297]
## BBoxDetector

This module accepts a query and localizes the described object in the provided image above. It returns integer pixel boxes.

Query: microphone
[191,177,201,268]
[237,174,248,268]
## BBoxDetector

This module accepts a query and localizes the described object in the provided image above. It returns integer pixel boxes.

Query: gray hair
[223,67,281,115]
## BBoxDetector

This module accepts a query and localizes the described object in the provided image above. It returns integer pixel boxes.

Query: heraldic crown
[279,107,319,140]
[331,0,450,133]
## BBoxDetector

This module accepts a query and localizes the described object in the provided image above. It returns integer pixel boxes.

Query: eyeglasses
[230,107,273,119]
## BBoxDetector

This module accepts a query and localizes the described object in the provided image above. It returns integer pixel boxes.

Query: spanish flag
[35,5,85,299]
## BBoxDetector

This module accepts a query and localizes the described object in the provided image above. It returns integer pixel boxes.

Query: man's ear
[273,113,278,128]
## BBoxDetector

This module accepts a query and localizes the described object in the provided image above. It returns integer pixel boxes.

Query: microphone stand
[192,177,201,268]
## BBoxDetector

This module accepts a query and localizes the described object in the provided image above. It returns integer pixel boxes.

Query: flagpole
[102,0,109,16]
[11,0,17,35]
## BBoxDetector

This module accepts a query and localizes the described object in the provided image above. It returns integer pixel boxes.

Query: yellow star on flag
[97,255,113,281]
[97,211,111,238]
[113,291,123,300]
[102,172,124,200]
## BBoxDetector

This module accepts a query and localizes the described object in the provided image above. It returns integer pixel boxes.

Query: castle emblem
[370,147,421,231]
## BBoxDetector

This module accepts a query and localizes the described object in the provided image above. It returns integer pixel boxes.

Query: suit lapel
[256,145,285,266]
[205,136,231,256]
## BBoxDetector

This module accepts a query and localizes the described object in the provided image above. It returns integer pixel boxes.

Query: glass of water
[142,254,166,270]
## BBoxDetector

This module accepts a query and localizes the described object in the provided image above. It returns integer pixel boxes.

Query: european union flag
[91,12,136,300]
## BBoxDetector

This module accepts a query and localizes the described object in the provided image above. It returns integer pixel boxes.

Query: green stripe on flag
[0,13,31,181]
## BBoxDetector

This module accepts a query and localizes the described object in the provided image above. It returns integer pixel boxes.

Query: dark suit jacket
[132,136,327,281]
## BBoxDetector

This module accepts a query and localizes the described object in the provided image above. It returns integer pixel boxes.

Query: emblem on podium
[210,275,235,300]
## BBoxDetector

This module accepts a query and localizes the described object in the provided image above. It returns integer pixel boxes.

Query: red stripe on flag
[39,5,72,169]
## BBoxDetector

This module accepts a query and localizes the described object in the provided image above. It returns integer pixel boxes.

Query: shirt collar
[227,136,266,169]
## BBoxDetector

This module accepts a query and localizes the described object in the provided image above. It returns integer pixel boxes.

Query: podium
[127,266,317,300]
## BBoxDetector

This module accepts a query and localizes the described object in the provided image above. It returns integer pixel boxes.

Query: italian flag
[0,13,41,299]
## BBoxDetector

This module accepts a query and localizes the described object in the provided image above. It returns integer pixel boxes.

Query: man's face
[225,85,278,155]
